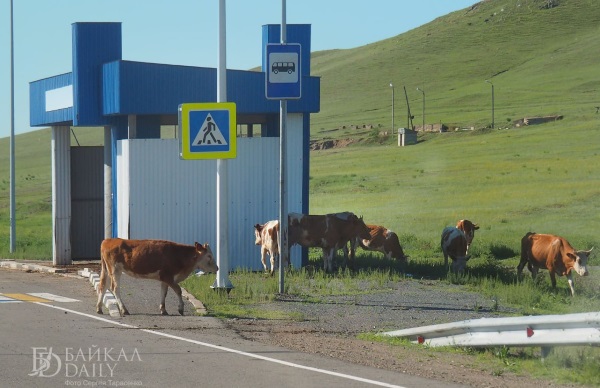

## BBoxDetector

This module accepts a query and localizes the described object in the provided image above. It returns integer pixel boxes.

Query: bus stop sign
[265,43,301,100]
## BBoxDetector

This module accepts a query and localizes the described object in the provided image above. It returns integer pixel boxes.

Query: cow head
[254,224,264,245]
[568,247,593,277]
[353,215,372,241]
[451,254,471,273]
[456,219,479,248]
[194,242,219,273]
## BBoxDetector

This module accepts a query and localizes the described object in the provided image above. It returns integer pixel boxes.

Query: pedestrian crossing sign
[178,103,237,160]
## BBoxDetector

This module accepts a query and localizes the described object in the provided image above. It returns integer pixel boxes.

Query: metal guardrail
[380,312,600,356]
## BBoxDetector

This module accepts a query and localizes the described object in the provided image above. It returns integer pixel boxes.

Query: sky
[0,0,476,136]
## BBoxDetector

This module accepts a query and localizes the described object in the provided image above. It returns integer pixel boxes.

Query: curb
[0,260,69,274]
[78,268,121,317]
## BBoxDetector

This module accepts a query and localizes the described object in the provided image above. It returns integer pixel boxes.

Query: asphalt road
[0,266,467,388]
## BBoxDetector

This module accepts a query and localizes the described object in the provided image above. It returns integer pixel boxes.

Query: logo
[30,347,62,377]
[29,346,143,385]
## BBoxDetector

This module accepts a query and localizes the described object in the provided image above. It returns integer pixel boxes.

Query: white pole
[9,0,16,252]
[213,0,233,290]
[278,0,288,293]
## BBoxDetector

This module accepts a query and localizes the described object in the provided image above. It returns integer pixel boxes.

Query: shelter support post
[103,127,112,239]
[51,126,72,265]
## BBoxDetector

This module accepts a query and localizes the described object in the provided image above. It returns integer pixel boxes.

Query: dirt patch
[310,138,356,150]
[222,280,588,388]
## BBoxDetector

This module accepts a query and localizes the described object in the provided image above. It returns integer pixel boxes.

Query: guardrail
[380,312,600,359]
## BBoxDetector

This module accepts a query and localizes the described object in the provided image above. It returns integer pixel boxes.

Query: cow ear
[195,242,202,251]
[566,252,577,261]
[474,224,480,230]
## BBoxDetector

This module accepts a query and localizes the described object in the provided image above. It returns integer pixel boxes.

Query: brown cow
[350,224,408,266]
[288,212,371,273]
[96,238,218,316]
[456,219,479,253]
[254,220,283,275]
[518,232,593,296]
[441,226,471,273]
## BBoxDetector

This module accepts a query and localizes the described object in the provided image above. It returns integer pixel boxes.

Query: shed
[398,128,417,146]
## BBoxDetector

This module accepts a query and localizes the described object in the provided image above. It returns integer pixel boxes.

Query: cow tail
[521,232,535,261]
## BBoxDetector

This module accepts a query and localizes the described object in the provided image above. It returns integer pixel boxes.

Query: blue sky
[0,0,476,136]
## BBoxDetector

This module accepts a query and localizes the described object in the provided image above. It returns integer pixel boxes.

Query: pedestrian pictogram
[179,103,237,160]
[193,114,227,145]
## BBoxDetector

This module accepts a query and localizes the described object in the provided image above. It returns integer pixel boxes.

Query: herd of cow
[254,212,593,296]
[94,212,593,317]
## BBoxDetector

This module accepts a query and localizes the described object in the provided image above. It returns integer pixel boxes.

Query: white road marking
[36,302,406,388]
[28,292,80,302]
[0,295,21,303]
[0,293,79,303]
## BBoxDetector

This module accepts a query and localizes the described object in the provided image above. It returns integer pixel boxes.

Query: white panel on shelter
[115,141,131,239]
[114,113,306,271]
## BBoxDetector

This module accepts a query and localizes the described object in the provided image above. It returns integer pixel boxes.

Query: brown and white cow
[96,238,218,316]
[518,232,593,297]
[254,220,283,275]
[441,226,471,273]
[350,224,408,266]
[456,219,479,253]
[288,212,371,273]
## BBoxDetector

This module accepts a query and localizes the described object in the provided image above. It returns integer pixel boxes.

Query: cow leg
[549,271,557,290]
[111,270,129,316]
[516,257,527,280]
[341,245,349,269]
[171,282,185,315]
[349,240,357,268]
[270,252,276,276]
[531,266,539,280]
[327,248,336,273]
[96,261,109,314]
[160,282,169,315]
[321,248,331,273]
[260,247,269,273]
[566,273,576,297]
[160,279,184,316]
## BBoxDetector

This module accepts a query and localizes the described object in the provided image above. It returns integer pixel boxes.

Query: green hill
[1,0,599,258]
[309,0,600,138]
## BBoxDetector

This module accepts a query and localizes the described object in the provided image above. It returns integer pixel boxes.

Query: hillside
[1,0,600,258]
[309,0,600,139]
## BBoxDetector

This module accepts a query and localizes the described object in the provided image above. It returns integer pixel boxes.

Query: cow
[349,224,408,267]
[254,220,283,275]
[517,232,593,297]
[441,227,471,273]
[288,212,371,273]
[456,219,479,253]
[96,238,218,316]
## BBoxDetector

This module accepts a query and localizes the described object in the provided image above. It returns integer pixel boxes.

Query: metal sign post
[213,0,233,291]
[265,0,302,294]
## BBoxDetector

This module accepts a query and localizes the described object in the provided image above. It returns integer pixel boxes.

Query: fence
[380,312,600,359]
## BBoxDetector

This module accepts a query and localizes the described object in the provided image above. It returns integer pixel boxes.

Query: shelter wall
[115,114,305,270]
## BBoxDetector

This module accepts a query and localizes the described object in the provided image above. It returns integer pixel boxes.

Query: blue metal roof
[30,22,320,128]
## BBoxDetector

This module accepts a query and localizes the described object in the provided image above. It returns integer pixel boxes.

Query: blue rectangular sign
[265,43,301,100]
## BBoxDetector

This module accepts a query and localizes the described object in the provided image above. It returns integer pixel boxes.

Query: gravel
[222,278,590,388]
